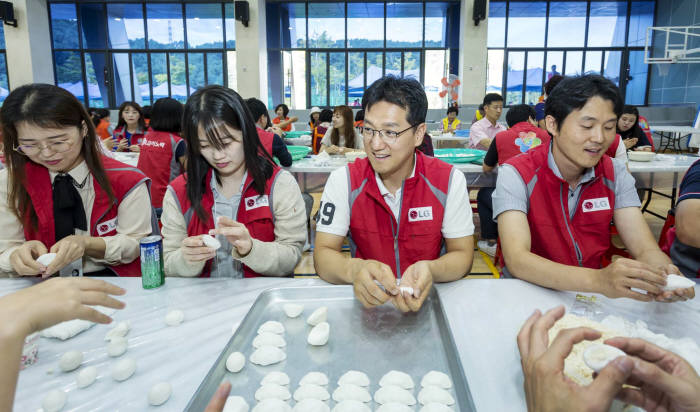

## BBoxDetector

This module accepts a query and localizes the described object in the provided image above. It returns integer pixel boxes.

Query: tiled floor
[293,189,674,277]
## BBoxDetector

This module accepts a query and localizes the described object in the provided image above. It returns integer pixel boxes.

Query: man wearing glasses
[314,76,475,312]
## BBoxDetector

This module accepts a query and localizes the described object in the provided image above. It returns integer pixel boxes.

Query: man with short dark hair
[494,75,694,302]
[244,98,293,167]
[314,76,475,312]
[469,93,506,150]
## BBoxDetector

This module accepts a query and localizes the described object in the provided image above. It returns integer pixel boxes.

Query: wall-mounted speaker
[0,1,17,27]
[473,0,486,26]
[235,1,249,28]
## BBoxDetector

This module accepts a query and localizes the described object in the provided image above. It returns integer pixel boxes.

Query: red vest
[169,166,281,278]
[347,152,451,277]
[23,156,155,277]
[506,144,616,269]
[113,126,146,151]
[136,130,184,209]
[494,122,551,165]
[256,128,274,157]
[605,135,621,158]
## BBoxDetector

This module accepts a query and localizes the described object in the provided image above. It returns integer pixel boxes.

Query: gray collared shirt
[493,147,640,220]
[209,172,246,278]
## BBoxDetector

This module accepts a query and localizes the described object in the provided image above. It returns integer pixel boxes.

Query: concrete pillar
[4,0,54,87]
[458,0,488,105]
[234,0,268,102]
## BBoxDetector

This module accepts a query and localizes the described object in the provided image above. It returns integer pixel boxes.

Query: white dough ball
[376,403,414,412]
[260,371,290,386]
[420,403,454,412]
[293,384,330,401]
[663,274,696,291]
[257,320,285,335]
[283,303,304,318]
[76,366,98,388]
[332,384,372,402]
[299,371,329,386]
[421,371,452,389]
[223,395,249,412]
[250,346,287,366]
[293,399,330,412]
[307,306,328,326]
[59,350,83,372]
[226,352,245,373]
[105,320,131,341]
[148,382,172,406]
[379,370,415,389]
[107,337,128,357]
[201,234,222,250]
[583,344,626,373]
[307,322,330,346]
[42,389,67,412]
[112,358,137,381]
[165,309,185,326]
[253,333,286,349]
[36,253,57,267]
[374,385,416,405]
[338,370,370,387]
[332,400,372,412]
[254,384,291,401]
[417,386,455,405]
[252,399,291,412]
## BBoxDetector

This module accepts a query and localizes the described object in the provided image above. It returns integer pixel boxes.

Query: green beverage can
[140,235,164,289]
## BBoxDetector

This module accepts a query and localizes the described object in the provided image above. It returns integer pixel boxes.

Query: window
[267,1,459,109]
[487,0,655,105]
[49,2,236,108]
[0,23,8,105]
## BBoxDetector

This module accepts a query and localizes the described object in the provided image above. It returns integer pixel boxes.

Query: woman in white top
[320,105,364,154]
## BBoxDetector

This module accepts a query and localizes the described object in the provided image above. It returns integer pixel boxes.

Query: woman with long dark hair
[320,105,364,154]
[617,105,652,151]
[111,101,146,152]
[0,84,156,277]
[160,85,306,278]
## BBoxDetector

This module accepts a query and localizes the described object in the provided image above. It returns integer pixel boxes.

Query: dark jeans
[477,187,498,240]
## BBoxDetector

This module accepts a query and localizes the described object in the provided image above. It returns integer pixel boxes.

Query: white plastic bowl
[628,151,656,162]
[344,151,367,162]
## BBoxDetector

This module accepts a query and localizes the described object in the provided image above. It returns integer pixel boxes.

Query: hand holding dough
[583,344,626,373]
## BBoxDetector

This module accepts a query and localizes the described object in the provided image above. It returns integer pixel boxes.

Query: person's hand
[651,263,694,303]
[347,258,398,309]
[517,306,635,412]
[623,138,639,149]
[0,277,125,338]
[326,145,340,154]
[393,260,433,312]
[204,382,232,412]
[209,216,253,256]
[9,241,49,277]
[102,138,117,151]
[605,337,700,412]
[595,258,667,301]
[181,236,217,263]
[129,145,140,153]
[116,139,128,152]
[45,235,88,278]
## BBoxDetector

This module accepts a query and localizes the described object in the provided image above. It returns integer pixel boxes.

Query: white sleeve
[441,169,475,238]
[614,136,628,162]
[315,167,351,237]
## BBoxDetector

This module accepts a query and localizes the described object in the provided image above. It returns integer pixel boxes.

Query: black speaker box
[473,0,487,25]
[234,1,249,27]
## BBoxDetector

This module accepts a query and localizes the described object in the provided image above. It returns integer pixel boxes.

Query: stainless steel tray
[185,285,476,410]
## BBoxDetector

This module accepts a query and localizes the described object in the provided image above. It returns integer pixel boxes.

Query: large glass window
[49,2,236,108]
[488,0,655,105]
[308,3,345,48]
[348,3,384,48]
[387,3,423,48]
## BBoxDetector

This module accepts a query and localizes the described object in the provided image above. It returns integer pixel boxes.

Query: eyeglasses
[360,124,418,145]
[13,139,74,156]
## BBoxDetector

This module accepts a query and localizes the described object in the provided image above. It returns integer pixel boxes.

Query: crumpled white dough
[250,346,286,366]
[261,371,290,386]
[299,371,329,386]
[253,333,286,348]
[293,384,330,401]
[420,371,452,389]
[307,307,328,326]
[338,370,370,387]
[41,307,116,340]
[332,384,372,402]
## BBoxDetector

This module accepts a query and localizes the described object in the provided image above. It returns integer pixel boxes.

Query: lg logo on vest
[245,195,269,211]
[582,197,610,213]
[408,206,433,222]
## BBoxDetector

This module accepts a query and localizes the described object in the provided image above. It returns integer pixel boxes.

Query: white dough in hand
[299,371,329,386]
[293,399,330,412]
[338,370,370,387]
[332,400,372,412]
[59,350,83,372]
[36,253,57,266]
[225,352,245,373]
[42,389,67,412]
[374,385,417,405]
[250,346,286,366]
[112,358,137,381]
[307,306,328,326]
[332,384,372,402]
[254,384,291,401]
[165,309,185,326]
[223,396,249,412]
[583,344,626,373]
[283,303,304,318]
[663,274,695,291]
[253,333,286,348]
[252,399,291,412]
[261,371,290,386]
[257,320,285,335]
[148,382,172,406]
[420,371,452,389]
[293,384,330,401]
[201,234,222,250]
[417,386,455,405]
[379,370,415,389]
[107,337,128,357]
[376,403,414,412]
[307,322,330,346]
[76,366,97,388]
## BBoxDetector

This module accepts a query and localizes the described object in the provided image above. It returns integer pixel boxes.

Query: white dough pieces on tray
[421,371,452,389]
[252,399,292,412]
[293,399,329,412]
[112,358,137,381]
[283,303,304,318]
[148,382,172,406]
[257,321,285,335]
[223,396,249,412]
[255,384,291,401]
[250,346,286,366]
[374,385,417,405]
[332,400,372,412]
[226,352,245,373]
[299,371,329,386]
[307,322,330,346]
[253,333,286,349]
[332,384,372,402]
[261,371,290,386]
[379,370,415,389]
[76,366,97,388]
[338,370,370,387]
[307,306,328,326]
[417,386,455,405]
[59,350,83,372]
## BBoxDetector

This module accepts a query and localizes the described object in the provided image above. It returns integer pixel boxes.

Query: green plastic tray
[433,148,486,164]
[284,131,311,139]
[287,145,312,161]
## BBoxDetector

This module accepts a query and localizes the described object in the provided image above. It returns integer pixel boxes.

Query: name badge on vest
[97,217,118,235]
[245,195,269,211]
[408,206,433,222]
[582,197,610,213]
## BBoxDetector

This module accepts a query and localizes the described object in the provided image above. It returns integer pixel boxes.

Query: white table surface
[649,125,700,134]
[2,277,698,411]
